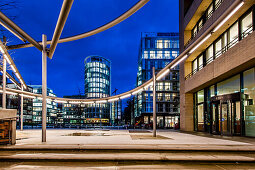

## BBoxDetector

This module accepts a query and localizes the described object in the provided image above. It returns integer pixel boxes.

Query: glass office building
[31,85,57,126]
[84,56,111,125]
[135,32,180,129]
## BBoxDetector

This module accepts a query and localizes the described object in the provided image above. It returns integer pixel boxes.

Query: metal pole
[20,86,24,131]
[42,34,47,142]
[2,56,6,109]
[153,67,156,137]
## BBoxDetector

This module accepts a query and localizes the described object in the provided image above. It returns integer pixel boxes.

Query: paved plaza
[12,129,254,147]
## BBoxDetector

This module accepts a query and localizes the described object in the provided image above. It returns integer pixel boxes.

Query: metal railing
[185,25,254,80]
[184,0,224,49]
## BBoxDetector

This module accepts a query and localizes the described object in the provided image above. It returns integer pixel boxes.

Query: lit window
[150,51,155,59]
[157,51,163,59]
[165,51,170,59]
[241,12,253,38]
[172,51,178,58]
[143,51,148,59]
[156,40,163,49]
[206,44,213,64]
[164,40,170,48]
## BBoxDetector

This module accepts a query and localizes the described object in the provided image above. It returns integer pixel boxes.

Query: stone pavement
[11,129,254,146]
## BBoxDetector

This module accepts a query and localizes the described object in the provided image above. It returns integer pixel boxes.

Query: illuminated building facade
[179,0,255,137]
[31,85,57,126]
[135,32,180,129]
[84,56,111,125]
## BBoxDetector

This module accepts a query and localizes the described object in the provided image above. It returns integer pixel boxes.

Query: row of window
[85,67,110,75]
[86,62,108,69]
[144,38,179,49]
[85,77,110,85]
[86,92,109,98]
[189,9,254,79]
[190,0,223,43]
[143,50,178,59]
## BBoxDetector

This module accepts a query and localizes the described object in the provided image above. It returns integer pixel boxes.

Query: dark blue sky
[8,0,179,97]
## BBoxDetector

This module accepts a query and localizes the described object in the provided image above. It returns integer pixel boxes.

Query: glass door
[220,101,231,135]
[212,103,219,134]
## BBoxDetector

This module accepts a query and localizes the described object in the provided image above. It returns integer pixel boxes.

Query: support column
[20,86,24,131]
[153,67,156,137]
[2,55,6,109]
[42,34,47,142]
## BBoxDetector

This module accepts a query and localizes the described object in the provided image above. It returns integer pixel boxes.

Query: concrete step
[1,144,255,152]
[0,150,255,162]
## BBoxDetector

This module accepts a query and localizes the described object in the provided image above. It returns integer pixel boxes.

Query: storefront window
[210,85,215,97]
[197,104,204,131]
[197,90,204,103]
[217,74,240,95]
[243,68,255,137]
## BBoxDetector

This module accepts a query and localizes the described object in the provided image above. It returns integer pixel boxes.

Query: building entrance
[210,93,241,136]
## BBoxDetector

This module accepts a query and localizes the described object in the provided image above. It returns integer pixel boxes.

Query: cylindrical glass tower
[84,56,111,125]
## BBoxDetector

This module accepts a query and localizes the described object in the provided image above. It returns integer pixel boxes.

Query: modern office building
[84,56,111,125]
[110,100,122,125]
[179,0,255,137]
[31,85,57,126]
[135,32,180,129]
[63,95,86,127]
[6,84,33,127]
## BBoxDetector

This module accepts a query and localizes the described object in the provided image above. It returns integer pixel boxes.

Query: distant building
[110,100,122,125]
[31,85,57,125]
[135,32,180,129]
[6,84,33,127]
[63,94,86,127]
[84,56,111,125]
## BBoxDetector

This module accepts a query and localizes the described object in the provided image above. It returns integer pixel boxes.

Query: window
[217,74,240,95]
[156,82,164,91]
[157,93,163,101]
[243,68,255,137]
[143,51,148,59]
[165,93,171,101]
[229,22,239,47]
[150,51,155,59]
[172,51,178,58]
[157,51,163,59]
[165,51,170,59]
[206,4,213,19]
[156,40,163,49]
[192,59,197,73]
[215,38,222,58]
[164,40,170,48]
[206,44,213,64]
[241,11,253,38]
[192,26,198,38]
[198,55,203,71]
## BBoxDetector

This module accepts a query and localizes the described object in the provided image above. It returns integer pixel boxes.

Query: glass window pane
[206,44,213,64]
[229,22,238,47]
[243,68,255,137]
[198,55,203,70]
[197,90,204,103]
[193,59,197,73]
[217,74,240,95]
[215,38,222,58]
[241,12,253,38]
